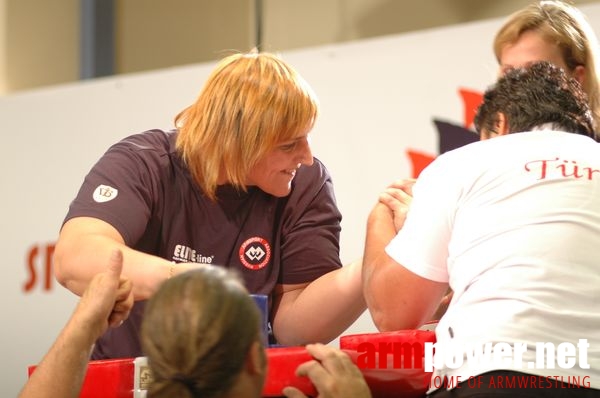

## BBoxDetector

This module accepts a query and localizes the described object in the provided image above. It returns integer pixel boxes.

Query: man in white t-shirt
[362,62,600,396]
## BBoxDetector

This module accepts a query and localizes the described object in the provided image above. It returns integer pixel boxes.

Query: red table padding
[27,348,316,398]
[263,346,318,397]
[28,358,134,398]
[27,330,437,397]
[341,330,437,398]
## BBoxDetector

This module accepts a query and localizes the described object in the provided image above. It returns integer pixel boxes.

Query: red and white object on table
[341,329,437,398]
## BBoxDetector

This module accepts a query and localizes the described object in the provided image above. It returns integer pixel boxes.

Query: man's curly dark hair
[474,61,596,141]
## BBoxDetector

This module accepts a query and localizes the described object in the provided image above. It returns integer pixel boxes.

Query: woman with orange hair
[53,51,365,359]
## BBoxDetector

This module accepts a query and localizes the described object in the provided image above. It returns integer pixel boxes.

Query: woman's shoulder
[116,129,176,153]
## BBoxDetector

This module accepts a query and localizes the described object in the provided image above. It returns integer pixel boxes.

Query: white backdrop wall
[2,5,600,395]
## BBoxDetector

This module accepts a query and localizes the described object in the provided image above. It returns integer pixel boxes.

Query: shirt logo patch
[93,184,118,203]
[239,237,271,270]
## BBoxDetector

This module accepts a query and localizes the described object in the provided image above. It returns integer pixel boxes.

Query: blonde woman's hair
[493,1,600,131]
[141,267,263,398]
[175,51,319,201]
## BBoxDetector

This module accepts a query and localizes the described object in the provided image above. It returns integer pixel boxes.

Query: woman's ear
[245,340,267,376]
[573,65,586,87]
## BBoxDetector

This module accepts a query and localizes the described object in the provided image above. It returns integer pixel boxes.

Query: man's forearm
[362,203,397,296]
[362,203,400,330]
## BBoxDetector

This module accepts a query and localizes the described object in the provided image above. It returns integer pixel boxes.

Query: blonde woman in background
[494,0,600,133]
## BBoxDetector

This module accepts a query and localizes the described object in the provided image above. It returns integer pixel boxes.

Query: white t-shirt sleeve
[385,155,459,283]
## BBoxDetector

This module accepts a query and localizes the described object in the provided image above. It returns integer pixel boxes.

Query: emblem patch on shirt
[93,184,118,203]
[239,237,271,270]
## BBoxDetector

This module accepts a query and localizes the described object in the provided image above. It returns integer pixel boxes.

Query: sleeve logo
[93,184,119,203]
